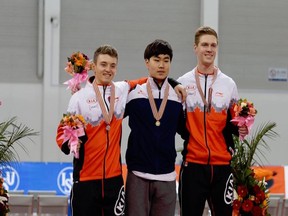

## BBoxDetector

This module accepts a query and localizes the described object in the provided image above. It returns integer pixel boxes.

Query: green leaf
[0,117,39,165]
[232,122,277,171]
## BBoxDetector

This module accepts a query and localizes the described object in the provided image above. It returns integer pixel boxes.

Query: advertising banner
[0,162,73,195]
[0,162,285,197]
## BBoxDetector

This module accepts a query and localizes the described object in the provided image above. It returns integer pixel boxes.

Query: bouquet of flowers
[231,121,278,216]
[60,113,86,158]
[0,176,9,216]
[232,167,269,216]
[231,98,257,140]
[64,51,91,93]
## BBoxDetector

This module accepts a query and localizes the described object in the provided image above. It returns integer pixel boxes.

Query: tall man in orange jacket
[177,26,248,216]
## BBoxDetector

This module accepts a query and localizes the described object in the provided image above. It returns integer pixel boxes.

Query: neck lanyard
[146,80,169,126]
[195,67,217,113]
[93,80,115,131]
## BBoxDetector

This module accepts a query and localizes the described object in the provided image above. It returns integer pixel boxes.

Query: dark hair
[93,44,118,63]
[144,39,173,61]
[194,26,218,46]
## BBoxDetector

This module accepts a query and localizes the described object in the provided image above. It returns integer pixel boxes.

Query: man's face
[145,54,171,84]
[93,54,117,85]
[194,34,218,67]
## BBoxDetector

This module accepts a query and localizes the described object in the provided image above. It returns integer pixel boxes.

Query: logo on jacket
[0,165,20,191]
[57,166,73,195]
[87,98,97,104]
[114,185,125,215]
[186,85,196,96]
[137,90,146,96]
[224,173,234,205]
[215,92,224,97]
[186,84,196,90]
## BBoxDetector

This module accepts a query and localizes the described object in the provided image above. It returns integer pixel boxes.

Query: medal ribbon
[146,80,169,125]
[195,67,217,113]
[93,80,115,128]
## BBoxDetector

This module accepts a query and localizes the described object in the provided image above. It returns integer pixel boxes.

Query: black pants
[178,163,233,216]
[71,175,125,216]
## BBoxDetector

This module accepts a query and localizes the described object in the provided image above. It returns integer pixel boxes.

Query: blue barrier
[0,162,73,195]
[0,162,73,215]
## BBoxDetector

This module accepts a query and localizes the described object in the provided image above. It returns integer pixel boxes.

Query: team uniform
[56,76,129,216]
[125,77,186,216]
[177,68,239,216]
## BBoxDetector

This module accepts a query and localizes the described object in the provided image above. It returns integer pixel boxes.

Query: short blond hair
[194,26,218,45]
[93,45,118,63]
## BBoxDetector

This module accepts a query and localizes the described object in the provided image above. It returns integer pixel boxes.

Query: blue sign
[0,162,73,195]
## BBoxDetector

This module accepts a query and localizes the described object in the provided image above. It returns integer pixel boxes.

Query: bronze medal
[146,80,169,127]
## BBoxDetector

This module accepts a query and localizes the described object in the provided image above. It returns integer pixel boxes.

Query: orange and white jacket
[178,68,239,165]
[56,76,130,182]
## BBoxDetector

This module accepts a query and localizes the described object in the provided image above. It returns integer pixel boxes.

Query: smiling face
[145,54,171,85]
[194,34,218,68]
[93,54,117,85]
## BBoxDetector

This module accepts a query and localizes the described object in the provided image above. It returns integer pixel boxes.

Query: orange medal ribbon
[146,80,169,126]
[195,67,217,113]
[93,80,115,131]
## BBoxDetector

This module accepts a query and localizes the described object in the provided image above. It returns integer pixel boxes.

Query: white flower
[240,102,247,108]
[233,189,238,200]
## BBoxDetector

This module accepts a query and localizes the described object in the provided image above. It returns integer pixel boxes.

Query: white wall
[237,90,288,166]
[0,84,42,161]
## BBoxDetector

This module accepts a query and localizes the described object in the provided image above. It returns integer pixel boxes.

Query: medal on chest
[93,81,115,131]
[146,81,169,127]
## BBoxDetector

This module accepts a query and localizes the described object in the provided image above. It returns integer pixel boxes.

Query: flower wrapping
[64,72,88,93]
[231,115,255,140]
[60,113,86,158]
[64,52,91,93]
[231,98,257,140]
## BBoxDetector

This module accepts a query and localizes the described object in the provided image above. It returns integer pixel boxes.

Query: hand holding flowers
[231,98,257,140]
[60,113,86,158]
[64,52,91,93]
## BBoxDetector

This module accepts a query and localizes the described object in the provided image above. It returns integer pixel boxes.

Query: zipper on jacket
[203,75,211,164]
[153,79,163,99]
[102,85,110,180]
[101,85,112,202]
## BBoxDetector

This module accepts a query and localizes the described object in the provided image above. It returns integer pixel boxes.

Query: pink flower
[65,62,74,75]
